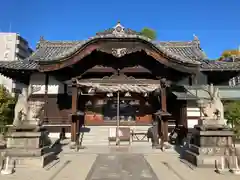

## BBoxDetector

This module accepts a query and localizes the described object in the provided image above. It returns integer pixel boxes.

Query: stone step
[81,140,152,146]
[81,140,109,142]
[78,126,151,146]
[80,135,107,138]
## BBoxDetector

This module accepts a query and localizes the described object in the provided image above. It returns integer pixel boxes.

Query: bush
[224,101,240,138]
[0,85,16,126]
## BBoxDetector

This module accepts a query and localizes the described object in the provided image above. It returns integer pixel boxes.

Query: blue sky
[1,0,240,59]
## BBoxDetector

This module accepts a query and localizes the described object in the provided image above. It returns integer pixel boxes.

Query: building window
[5,43,10,50]
[236,76,240,85]
[229,77,235,86]
[229,76,240,86]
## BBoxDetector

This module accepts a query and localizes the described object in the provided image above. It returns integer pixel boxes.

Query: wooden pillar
[71,80,78,142]
[161,87,168,142]
[179,100,187,129]
[76,93,81,136]
[43,73,49,123]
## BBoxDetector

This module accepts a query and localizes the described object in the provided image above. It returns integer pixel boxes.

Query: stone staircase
[79,126,151,146]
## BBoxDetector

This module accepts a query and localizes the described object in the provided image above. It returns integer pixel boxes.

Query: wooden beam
[179,100,187,129]
[75,77,160,85]
[161,88,167,112]
[161,87,168,142]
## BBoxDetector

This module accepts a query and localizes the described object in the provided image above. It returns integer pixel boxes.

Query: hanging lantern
[124,92,131,97]
[106,93,113,97]
[86,100,92,106]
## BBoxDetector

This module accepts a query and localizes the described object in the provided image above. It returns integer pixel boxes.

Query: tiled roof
[24,23,204,65]
[33,40,83,61]
[0,60,37,70]
[158,40,206,62]
[29,38,204,64]
[180,85,240,100]
[200,59,240,71]
[31,40,85,62]
[0,22,239,72]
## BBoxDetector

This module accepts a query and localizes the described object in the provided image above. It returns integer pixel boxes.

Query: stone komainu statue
[13,86,44,127]
[200,84,225,123]
[13,88,28,126]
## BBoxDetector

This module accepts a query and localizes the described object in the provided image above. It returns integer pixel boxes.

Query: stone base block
[197,120,227,129]
[10,124,41,131]
[4,146,50,157]
[183,150,225,168]
[12,152,56,168]
[6,126,51,149]
[6,131,50,149]
[190,144,234,156]
[0,143,6,149]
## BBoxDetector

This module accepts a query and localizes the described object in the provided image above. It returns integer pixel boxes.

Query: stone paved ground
[145,153,240,180]
[85,154,158,180]
[0,146,240,180]
[0,154,97,180]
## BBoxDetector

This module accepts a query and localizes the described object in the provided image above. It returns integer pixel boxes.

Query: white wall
[29,73,64,94]
[187,101,200,128]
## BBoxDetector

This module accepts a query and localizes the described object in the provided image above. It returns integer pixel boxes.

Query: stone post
[1,156,13,175]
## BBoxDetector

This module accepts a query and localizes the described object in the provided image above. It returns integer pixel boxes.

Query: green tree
[140,27,157,40]
[221,50,240,58]
[0,85,16,126]
[224,101,240,137]
[219,49,240,61]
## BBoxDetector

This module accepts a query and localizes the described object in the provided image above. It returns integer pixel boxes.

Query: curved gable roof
[30,23,204,65]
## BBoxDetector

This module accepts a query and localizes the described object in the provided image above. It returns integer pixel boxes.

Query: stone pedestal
[183,124,235,168]
[3,125,56,168]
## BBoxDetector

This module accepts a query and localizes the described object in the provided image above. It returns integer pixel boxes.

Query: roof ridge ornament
[36,36,45,49]
[193,34,200,44]
[112,21,125,36]
[96,22,139,36]
[39,36,45,42]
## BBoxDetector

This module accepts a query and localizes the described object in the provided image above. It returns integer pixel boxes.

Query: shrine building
[0,22,240,145]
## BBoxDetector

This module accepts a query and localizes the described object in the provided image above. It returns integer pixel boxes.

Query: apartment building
[0,32,33,93]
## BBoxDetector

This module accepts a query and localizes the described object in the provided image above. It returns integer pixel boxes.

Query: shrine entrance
[102,97,138,122]
[69,73,171,146]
